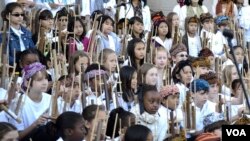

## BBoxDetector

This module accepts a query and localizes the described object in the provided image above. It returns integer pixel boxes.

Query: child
[57,75,82,114]
[182,16,202,58]
[222,45,244,70]
[128,16,145,41]
[192,57,211,77]
[166,12,180,39]
[0,2,35,65]
[138,63,158,86]
[124,124,153,141]
[68,51,90,76]
[82,104,106,141]
[152,19,172,52]
[200,12,215,48]
[56,111,87,141]
[153,47,168,89]
[119,66,137,111]
[130,84,168,141]
[10,62,51,139]
[96,15,121,55]
[99,48,117,75]
[169,43,188,66]
[198,48,215,71]
[222,65,238,96]
[213,0,238,18]
[67,17,89,57]
[0,122,19,141]
[106,107,135,140]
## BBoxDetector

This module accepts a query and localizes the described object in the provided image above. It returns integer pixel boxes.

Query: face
[74,20,84,37]
[30,71,49,93]
[209,83,219,95]
[102,19,113,34]
[146,132,154,141]
[143,90,161,114]
[145,67,158,85]
[202,20,213,31]
[131,72,137,90]
[233,84,242,97]
[173,51,188,64]
[208,56,215,67]
[58,16,68,30]
[162,94,180,110]
[104,53,117,73]
[158,22,168,37]
[196,66,209,75]
[179,66,193,85]
[75,56,89,74]
[7,7,24,26]
[193,90,208,108]
[234,47,244,64]
[188,22,198,35]
[132,21,144,34]
[40,18,53,30]
[70,119,87,141]
[20,54,39,69]
[90,75,104,94]
[154,50,168,69]
[172,15,180,27]
[231,66,238,81]
[1,130,19,141]
[134,42,145,60]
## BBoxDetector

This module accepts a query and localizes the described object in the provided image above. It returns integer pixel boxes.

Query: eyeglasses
[178,54,188,58]
[11,13,24,17]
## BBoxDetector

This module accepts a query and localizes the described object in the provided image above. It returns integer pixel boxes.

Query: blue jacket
[0,26,35,65]
[97,32,121,55]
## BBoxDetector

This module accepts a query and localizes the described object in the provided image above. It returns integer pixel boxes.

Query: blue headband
[215,16,229,25]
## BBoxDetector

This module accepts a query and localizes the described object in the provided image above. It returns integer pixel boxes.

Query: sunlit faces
[132,21,144,34]
[173,51,188,64]
[143,90,161,114]
[103,53,117,73]
[30,71,49,93]
[131,72,137,90]
[102,19,113,34]
[231,66,239,81]
[157,22,168,37]
[145,67,158,85]
[178,66,193,85]
[234,47,244,64]
[74,20,84,37]
[134,42,145,60]
[75,56,89,74]
[172,14,180,27]
[193,90,208,108]
[162,94,180,110]
[188,22,198,35]
[209,83,219,95]
[202,20,214,31]
[7,7,24,27]
[1,130,19,141]
[154,50,168,69]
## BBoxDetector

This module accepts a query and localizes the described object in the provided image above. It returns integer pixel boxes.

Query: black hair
[172,60,194,84]
[204,120,228,133]
[67,16,86,39]
[127,38,145,70]
[90,10,104,21]
[56,111,85,139]
[120,66,137,102]
[106,107,135,138]
[124,125,152,141]
[137,84,158,114]
[231,79,241,92]
[97,15,114,32]
[82,104,105,122]
[129,0,147,7]
[152,19,171,39]
[1,2,22,22]
[0,122,17,140]
[129,16,144,39]
[55,7,70,20]
[184,0,203,6]
[33,9,53,36]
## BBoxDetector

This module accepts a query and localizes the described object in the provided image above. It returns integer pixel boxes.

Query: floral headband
[159,85,180,98]
[84,70,107,81]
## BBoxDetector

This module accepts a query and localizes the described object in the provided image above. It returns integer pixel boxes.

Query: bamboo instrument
[52,49,60,80]
[170,110,175,137]
[50,81,59,119]
[112,114,119,140]
[1,21,8,89]
[90,105,100,141]
[185,92,191,129]
[191,105,196,131]
[0,104,21,123]
[202,32,207,49]
[145,24,154,63]
[103,73,110,111]
[5,64,17,104]
[172,26,179,46]
[218,95,223,113]
[81,64,86,110]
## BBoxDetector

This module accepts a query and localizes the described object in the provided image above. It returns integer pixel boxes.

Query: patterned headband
[159,85,180,98]
[22,62,46,80]
[84,70,107,81]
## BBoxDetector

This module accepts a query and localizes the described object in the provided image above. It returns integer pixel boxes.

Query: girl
[1,2,35,65]
[68,51,90,76]
[119,0,151,32]
[10,62,51,139]
[198,48,215,71]
[125,38,145,71]
[166,12,180,40]
[128,16,145,40]
[124,125,153,141]
[182,16,202,58]
[130,84,168,141]
[169,43,188,66]
[152,19,172,52]
[119,66,137,111]
[106,107,135,140]
[192,57,211,77]
[153,46,168,89]
[222,65,238,96]
[67,16,89,57]
[213,0,238,18]
[82,104,106,141]
[96,15,121,55]
[56,111,87,141]
[99,48,117,75]
[137,63,158,86]
[0,122,19,141]
[32,9,54,56]
[172,60,194,106]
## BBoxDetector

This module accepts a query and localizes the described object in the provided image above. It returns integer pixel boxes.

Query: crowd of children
[1,0,250,141]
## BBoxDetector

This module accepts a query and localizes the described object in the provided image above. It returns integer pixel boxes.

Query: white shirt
[187,35,201,57]
[212,30,228,57]
[11,26,26,51]
[57,97,82,114]
[173,4,182,17]
[152,36,173,52]
[239,5,250,42]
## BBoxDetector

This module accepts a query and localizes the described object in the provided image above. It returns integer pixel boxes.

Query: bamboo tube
[0,104,21,123]
[112,114,119,140]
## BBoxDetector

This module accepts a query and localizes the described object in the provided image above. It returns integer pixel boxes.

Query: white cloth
[11,26,26,51]
[173,4,182,17]
[57,97,82,114]
[239,5,250,42]
[176,83,188,107]
[212,30,228,57]
[222,84,231,96]
[152,36,173,52]
[187,35,201,57]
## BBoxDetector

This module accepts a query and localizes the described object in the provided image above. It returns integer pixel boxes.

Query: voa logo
[226,129,246,136]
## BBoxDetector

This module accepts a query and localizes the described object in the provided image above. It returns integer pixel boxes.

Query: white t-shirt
[57,97,82,114]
